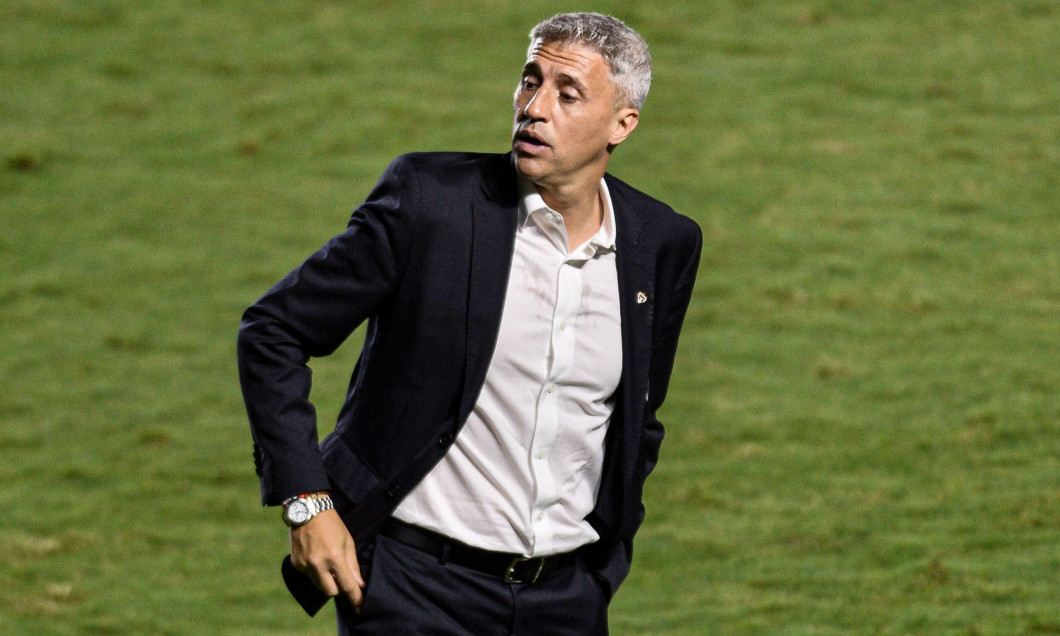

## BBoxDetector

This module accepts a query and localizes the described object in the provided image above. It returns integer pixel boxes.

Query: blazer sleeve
[644,216,703,481]
[236,156,420,505]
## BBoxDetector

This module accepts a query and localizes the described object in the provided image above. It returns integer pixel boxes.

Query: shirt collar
[516,177,618,252]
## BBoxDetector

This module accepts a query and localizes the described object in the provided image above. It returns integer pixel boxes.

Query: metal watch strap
[311,494,334,515]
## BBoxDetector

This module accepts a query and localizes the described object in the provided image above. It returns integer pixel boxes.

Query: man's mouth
[514,128,549,150]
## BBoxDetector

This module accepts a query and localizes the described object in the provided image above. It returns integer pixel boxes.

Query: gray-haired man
[238,12,701,634]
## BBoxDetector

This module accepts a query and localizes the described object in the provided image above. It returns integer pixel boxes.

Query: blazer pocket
[321,431,383,510]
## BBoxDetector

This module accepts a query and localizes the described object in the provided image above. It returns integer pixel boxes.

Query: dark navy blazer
[237,151,702,600]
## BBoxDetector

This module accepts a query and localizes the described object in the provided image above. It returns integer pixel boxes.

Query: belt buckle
[504,556,546,584]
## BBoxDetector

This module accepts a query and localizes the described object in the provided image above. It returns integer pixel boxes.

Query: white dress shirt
[393,177,623,556]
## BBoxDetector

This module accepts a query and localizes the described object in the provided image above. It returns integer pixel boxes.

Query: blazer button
[438,432,454,447]
[386,485,403,499]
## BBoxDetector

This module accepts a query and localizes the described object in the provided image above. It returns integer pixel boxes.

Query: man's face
[512,39,638,191]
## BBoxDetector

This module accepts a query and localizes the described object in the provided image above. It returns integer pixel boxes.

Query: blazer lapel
[590,178,656,538]
[612,180,656,491]
[458,156,520,421]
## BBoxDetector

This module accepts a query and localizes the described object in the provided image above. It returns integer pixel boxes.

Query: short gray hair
[528,12,652,111]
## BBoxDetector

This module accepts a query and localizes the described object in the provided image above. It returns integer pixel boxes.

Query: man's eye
[521,79,538,91]
[560,93,577,102]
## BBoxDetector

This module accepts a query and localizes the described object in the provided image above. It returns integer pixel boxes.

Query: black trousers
[338,534,610,635]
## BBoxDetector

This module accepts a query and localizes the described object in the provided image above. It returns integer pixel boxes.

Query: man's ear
[609,109,640,146]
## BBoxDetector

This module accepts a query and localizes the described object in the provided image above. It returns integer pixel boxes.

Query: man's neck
[535,179,605,250]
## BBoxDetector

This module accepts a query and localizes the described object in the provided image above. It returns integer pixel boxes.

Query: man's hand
[289,508,365,612]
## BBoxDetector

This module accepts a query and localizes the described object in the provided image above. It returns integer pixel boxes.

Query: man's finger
[346,545,365,589]
[331,564,364,610]
[298,559,339,597]
[343,541,365,611]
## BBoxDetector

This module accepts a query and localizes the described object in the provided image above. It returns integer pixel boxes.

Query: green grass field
[2,1,1058,634]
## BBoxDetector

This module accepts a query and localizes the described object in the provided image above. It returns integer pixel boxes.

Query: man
[238,12,701,635]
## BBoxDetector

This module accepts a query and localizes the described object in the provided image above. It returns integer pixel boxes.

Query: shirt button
[546,384,555,394]
[536,450,545,459]
[537,512,544,521]
[559,322,567,331]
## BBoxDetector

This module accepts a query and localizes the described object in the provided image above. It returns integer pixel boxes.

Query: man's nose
[522,88,548,120]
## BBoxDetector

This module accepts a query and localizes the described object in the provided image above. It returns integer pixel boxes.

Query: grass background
[2,0,1058,634]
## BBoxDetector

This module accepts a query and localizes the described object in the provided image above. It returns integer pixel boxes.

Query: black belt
[381,519,579,584]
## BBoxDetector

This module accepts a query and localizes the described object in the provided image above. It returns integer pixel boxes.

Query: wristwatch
[281,492,334,528]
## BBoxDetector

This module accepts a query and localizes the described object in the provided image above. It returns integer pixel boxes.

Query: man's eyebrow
[555,72,589,94]
[521,63,590,94]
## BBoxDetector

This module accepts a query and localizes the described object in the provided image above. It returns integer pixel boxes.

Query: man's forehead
[524,39,607,76]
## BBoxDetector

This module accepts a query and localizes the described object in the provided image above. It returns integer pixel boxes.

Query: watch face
[287,500,311,524]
